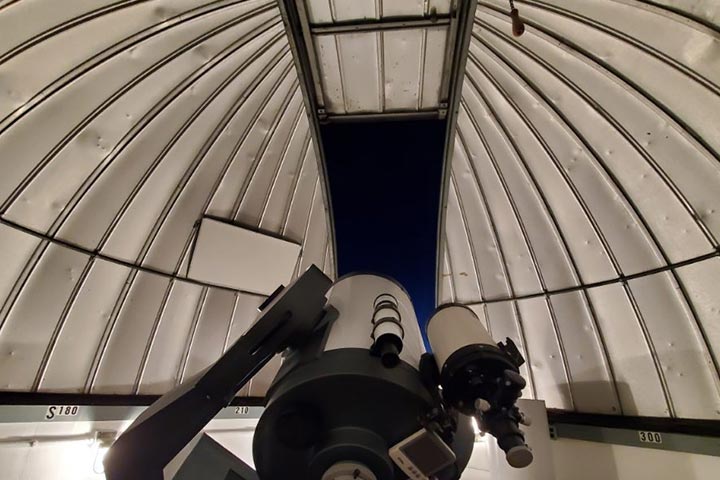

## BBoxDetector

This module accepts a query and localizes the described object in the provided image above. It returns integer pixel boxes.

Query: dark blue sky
[321,119,446,333]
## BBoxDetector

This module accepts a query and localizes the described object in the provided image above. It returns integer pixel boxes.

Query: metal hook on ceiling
[508,0,525,37]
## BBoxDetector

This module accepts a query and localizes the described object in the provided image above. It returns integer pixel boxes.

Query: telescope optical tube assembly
[427,305,533,468]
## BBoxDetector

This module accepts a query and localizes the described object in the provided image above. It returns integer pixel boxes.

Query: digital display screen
[400,433,454,475]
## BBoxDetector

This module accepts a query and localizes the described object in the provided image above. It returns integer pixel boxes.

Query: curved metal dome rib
[0,0,335,396]
[440,0,720,419]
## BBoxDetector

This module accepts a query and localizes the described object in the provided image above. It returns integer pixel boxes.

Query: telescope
[104,266,532,480]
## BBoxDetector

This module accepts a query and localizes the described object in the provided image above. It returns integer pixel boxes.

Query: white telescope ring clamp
[371,294,404,367]
[371,294,405,341]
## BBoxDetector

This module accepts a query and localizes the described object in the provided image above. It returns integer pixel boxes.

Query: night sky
[321,119,447,333]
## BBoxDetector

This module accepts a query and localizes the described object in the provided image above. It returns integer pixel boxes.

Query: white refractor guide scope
[427,305,534,469]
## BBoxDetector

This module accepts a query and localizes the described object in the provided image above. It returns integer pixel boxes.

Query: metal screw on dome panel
[519,412,532,426]
[474,398,491,413]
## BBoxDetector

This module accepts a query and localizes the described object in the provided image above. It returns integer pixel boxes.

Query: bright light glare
[93,446,108,474]
[471,417,480,435]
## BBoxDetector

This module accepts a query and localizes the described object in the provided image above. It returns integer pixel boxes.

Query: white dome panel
[0,0,334,397]
[440,0,720,419]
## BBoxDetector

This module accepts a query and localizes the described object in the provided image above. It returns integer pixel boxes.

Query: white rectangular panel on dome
[188,218,301,295]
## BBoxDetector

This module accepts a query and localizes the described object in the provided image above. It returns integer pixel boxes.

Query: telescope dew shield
[426,305,495,375]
